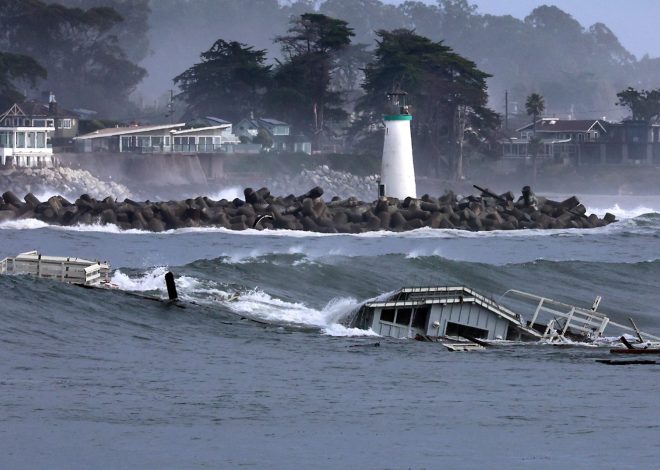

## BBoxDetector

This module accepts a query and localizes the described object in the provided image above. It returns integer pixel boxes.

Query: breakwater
[0,186,615,232]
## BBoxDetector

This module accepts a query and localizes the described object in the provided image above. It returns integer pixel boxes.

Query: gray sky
[388,0,660,59]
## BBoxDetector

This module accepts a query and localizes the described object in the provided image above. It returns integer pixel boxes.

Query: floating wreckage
[350,286,660,350]
[0,250,111,286]
[0,250,239,310]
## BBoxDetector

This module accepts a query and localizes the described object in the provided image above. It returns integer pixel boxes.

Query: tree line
[2,0,660,179]
[172,14,499,178]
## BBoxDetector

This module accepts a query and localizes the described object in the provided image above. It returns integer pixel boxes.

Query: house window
[36,132,45,148]
[0,132,13,147]
[16,132,25,147]
[24,119,29,126]
[47,119,54,127]
[199,136,213,150]
[27,132,36,148]
[136,136,150,147]
[59,119,72,129]
[380,308,395,323]
[164,136,170,146]
[412,307,430,329]
[121,136,134,149]
[445,321,489,339]
[33,119,46,127]
[151,136,163,147]
[174,136,195,150]
[395,308,412,326]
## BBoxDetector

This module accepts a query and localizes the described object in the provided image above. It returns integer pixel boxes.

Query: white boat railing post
[596,317,609,337]
[561,307,575,336]
[530,298,544,327]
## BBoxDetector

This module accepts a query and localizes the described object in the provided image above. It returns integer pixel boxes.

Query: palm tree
[525,93,545,184]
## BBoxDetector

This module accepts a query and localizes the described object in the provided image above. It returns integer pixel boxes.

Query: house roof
[237,118,259,128]
[516,119,606,134]
[172,124,231,135]
[204,116,231,125]
[0,101,78,120]
[259,118,288,126]
[75,123,186,140]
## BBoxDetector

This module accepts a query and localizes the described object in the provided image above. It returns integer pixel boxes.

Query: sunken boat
[350,286,660,345]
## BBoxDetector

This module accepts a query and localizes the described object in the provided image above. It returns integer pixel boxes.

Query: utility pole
[166,89,175,124]
[505,90,509,131]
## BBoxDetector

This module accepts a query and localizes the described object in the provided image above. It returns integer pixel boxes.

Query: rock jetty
[0,187,616,233]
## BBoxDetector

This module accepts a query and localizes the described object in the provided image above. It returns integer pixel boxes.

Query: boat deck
[0,250,111,286]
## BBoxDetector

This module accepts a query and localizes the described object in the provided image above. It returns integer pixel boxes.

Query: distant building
[74,122,240,153]
[0,93,79,144]
[501,118,660,168]
[580,120,660,165]
[502,118,607,167]
[235,116,311,154]
[0,99,62,167]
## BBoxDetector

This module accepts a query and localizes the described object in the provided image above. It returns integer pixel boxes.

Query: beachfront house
[74,122,240,153]
[0,101,60,167]
[0,93,79,144]
[235,116,311,154]
[501,118,607,168]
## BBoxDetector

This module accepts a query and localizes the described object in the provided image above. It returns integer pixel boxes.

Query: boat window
[445,321,488,339]
[395,308,412,326]
[380,308,395,323]
[412,306,430,329]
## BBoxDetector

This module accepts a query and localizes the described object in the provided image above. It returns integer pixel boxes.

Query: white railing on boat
[0,250,110,286]
[499,289,660,342]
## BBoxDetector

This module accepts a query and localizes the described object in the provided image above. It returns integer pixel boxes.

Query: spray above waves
[587,203,658,219]
[110,266,377,336]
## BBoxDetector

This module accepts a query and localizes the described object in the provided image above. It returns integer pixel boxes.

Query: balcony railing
[121,144,228,154]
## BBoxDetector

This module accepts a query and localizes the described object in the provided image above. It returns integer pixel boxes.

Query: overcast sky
[387,0,660,59]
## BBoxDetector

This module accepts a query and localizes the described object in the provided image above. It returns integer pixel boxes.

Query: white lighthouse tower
[380,88,416,200]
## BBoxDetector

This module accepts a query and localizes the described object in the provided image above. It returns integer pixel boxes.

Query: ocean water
[2,195,660,469]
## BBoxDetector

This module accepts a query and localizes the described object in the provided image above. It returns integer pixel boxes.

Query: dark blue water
[2,197,660,469]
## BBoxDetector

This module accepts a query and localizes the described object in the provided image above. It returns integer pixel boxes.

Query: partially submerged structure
[350,286,660,344]
[0,250,111,286]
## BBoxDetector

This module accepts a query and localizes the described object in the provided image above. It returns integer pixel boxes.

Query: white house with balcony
[0,125,54,167]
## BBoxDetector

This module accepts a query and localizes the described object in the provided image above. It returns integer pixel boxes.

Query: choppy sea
[2,192,660,469]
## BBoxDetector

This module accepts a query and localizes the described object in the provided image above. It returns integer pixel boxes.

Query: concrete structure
[380,90,416,200]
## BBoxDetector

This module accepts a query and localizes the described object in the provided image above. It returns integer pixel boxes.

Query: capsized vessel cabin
[0,250,111,286]
[350,286,660,343]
